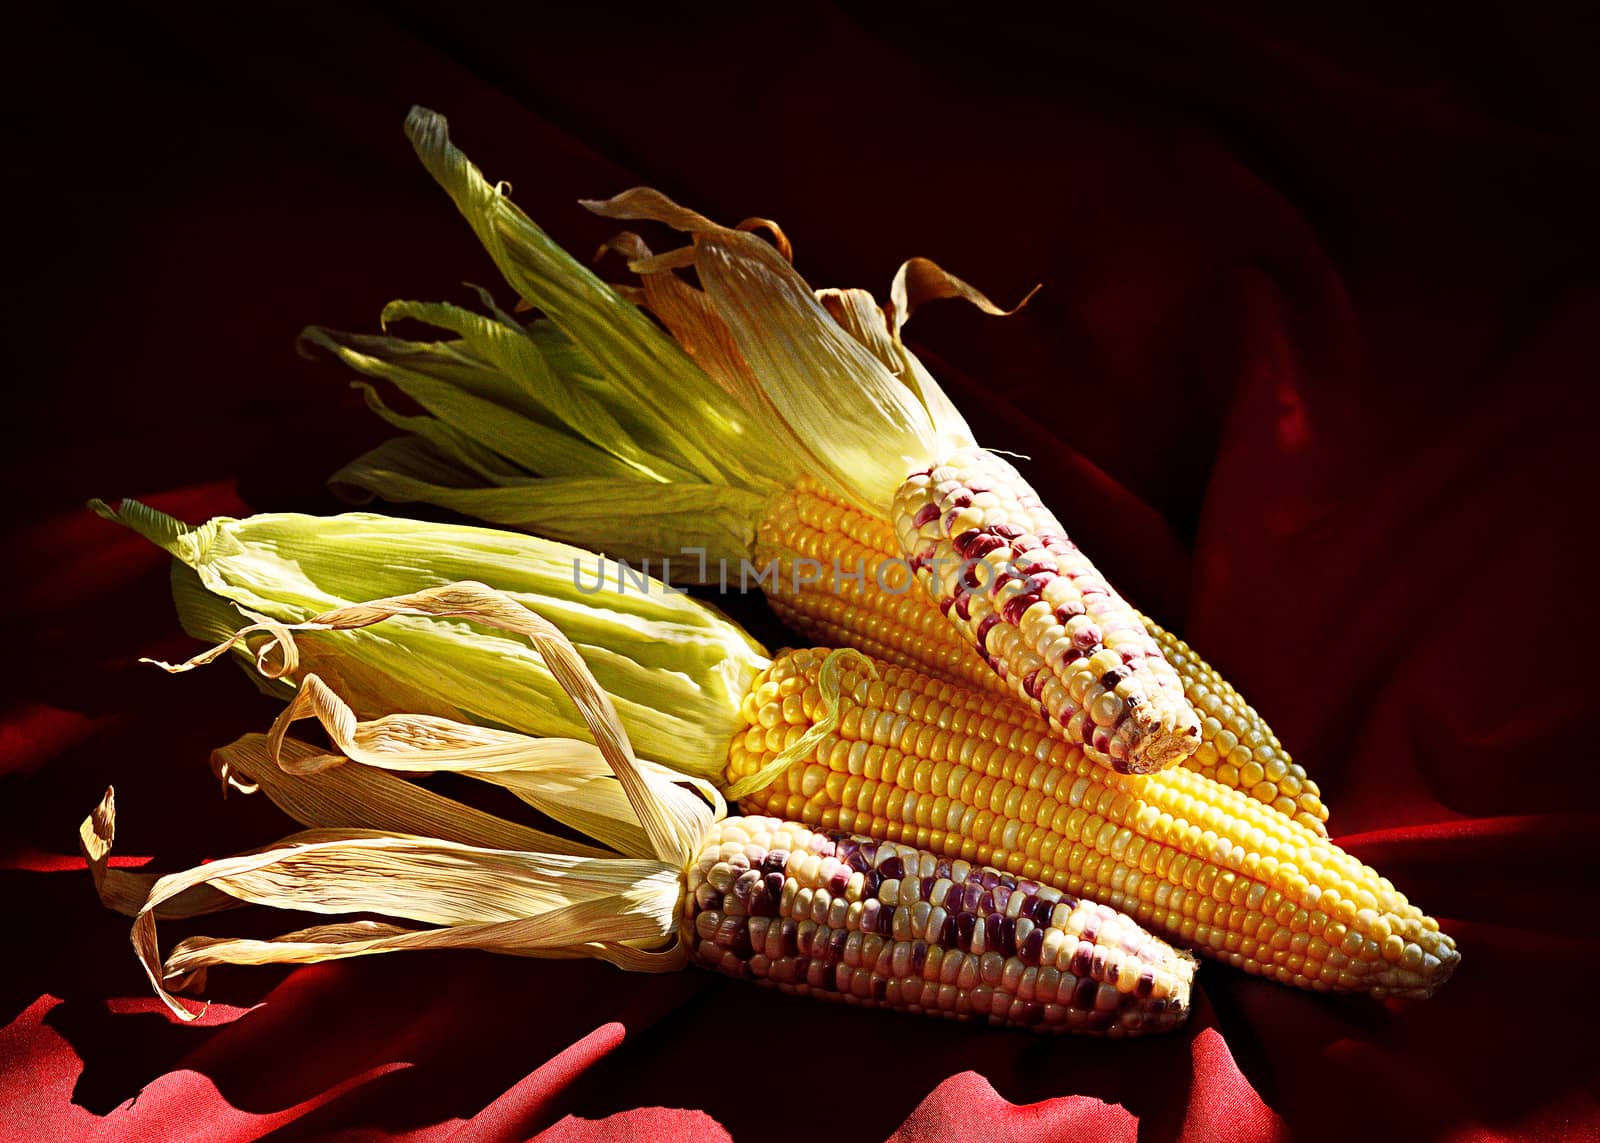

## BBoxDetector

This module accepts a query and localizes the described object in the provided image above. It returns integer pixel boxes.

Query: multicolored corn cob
[687,815,1194,1033]
[892,450,1201,775]
[726,649,1457,1000]
[755,479,1329,834]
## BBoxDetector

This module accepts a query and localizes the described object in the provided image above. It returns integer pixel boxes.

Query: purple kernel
[1137,969,1156,998]
[1022,669,1045,699]
[780,920,798,953]
[830,929,849,961]
[937,914,957,948]
[962,882,984,912]
[877,906,896,937]
[990,523,1025,540]
[1070,945,1094,977]
[829,868,851,897]
[872,975,889,1003]
[879,855,905,879]
[976,613,1001,652]
[1073,626,1103,650]
[1002,592,1043,626]
[943,491,973,511]
[935,859,953,880]
[1099,668,1127,689]
[921,876,936,901]
[960,563,987,592]
[1079,920,1100,946]
[761,851,788,877]
[1072,975,1099,1009]
[966,534,1007,560]
[938,596,954,617]
[764,872,785,900]
[987,570,1018,598]
[987,913,1009,955]
[956,912,976,951]
[952,528,981,552]
[911,942,928,973]
[954,592,973,622]
[1090,947,1109,981]
[847,849,873,874]
[1000,917,1018,956]
[862,869,883,898]
[1092,726,1113,753]
[1020,927,1045,966]
[992,885,1011,912]
[1054,602,1086,623]
[912,503,940,528]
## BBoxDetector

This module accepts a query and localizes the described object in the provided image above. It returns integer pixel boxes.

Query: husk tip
[87,497,191,555]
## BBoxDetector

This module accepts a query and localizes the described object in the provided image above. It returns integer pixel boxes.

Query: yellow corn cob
[891,450,1200,775]
[688,815,1195,1034]
[725,649,1457,1000]
[756,479,1330,835]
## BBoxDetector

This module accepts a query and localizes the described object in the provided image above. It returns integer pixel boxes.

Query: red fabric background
[5,5,1597,1140]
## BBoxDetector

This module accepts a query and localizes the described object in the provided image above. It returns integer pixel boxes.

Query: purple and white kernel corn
[891,448,1202,775]
[681,815,1196,1035]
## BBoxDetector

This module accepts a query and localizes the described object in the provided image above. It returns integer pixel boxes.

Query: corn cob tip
[892,450,1202,774]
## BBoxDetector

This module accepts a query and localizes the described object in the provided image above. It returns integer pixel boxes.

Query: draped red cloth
[5,6,1596,1140]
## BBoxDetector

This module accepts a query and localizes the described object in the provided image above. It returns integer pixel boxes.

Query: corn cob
[756,479,1328,834]
[305,110,1329,823]
[688,815,1194,1033]
[726,649,1457,1000]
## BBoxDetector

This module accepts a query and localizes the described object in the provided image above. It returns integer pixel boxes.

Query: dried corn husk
[83,587,726,1020]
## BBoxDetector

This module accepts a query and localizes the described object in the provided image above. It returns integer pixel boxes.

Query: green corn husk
[307,107,1000,571]
[300,107,805,573]
[92,498,768,772]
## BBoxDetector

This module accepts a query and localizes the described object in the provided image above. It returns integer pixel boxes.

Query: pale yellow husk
[82,586,734,1020]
